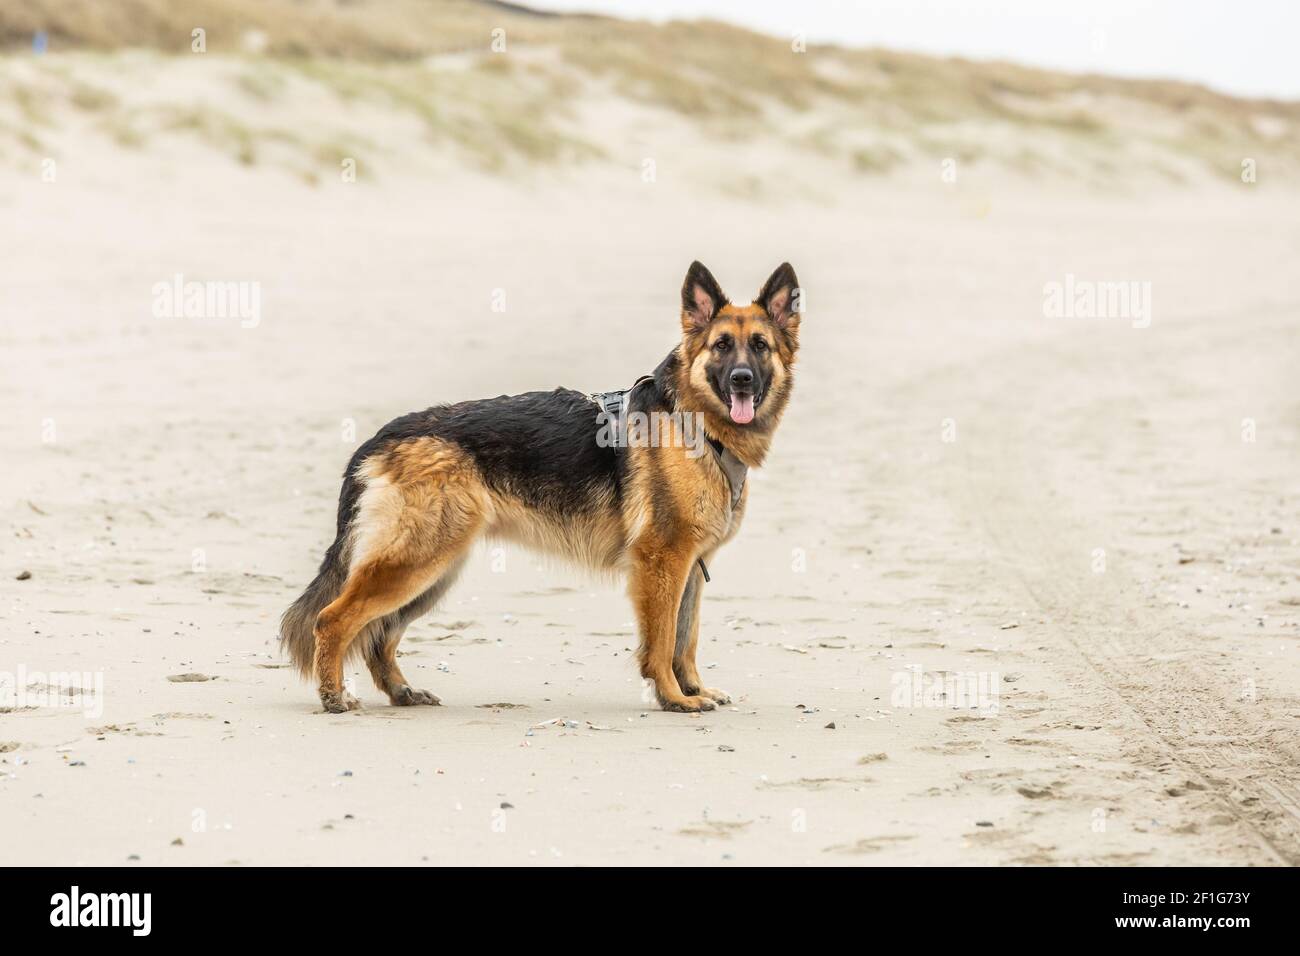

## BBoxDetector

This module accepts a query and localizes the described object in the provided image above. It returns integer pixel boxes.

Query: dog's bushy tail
[279,534,349,678]
[282,456,371,677]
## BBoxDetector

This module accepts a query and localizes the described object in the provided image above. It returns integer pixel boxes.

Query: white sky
[527,0,1300,100]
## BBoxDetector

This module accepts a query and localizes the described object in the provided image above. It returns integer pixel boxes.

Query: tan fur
[486,490,625,572]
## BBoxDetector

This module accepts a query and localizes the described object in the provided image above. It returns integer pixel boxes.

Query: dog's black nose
[730,367,754,389]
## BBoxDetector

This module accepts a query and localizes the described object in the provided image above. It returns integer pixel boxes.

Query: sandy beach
[2,20,1299,866]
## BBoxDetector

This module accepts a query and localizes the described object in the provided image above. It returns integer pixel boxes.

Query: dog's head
[678,261,801,429]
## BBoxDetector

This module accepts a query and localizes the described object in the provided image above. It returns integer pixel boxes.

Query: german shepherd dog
[281,261,801,713]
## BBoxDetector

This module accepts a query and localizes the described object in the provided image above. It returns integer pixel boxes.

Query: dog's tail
[280,465,366,678]
[279,536,349,678]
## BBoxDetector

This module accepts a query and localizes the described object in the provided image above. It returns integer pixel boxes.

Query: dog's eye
[713,338,731,352]
[752,338,768,352]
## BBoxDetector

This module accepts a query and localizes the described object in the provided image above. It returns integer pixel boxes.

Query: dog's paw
[700,687,732,706]
[661,695,717,713]
[390,685,441,707]
[675,679,731,706]
[320,689,362,713]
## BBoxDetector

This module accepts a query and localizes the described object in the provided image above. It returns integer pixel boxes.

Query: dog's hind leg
[313,443,485,713]
[363,557,467,706]
[365,623,437,706]
[671,555,731,705]
[316,542,477,712]
[314,558,441,713]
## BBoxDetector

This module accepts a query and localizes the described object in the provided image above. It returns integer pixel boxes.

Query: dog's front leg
[630,543,715,712]
[671,559,731,705]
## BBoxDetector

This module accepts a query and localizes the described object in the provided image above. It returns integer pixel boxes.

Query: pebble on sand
[166,673,214,682]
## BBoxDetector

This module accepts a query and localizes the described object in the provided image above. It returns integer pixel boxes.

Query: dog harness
[590,377,748,583]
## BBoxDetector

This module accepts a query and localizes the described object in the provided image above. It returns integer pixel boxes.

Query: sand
[2,56,1299,866]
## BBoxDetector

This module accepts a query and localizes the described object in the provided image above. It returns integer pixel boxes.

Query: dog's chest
[689,455,747,546]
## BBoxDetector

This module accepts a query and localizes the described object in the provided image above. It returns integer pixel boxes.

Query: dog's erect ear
[681,261,726,332]
[758,262,800,329]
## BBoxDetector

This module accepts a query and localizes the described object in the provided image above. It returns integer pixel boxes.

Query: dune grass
[1,0,1296,185]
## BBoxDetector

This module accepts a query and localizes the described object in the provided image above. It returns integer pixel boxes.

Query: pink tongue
[729,393,755,424]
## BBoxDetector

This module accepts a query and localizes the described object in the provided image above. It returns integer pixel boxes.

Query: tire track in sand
[945,311,1300,865]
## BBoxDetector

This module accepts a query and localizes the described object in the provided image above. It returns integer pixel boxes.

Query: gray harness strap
[707,438,749,512]
[589,375,651,450]
[697,440,747,584]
